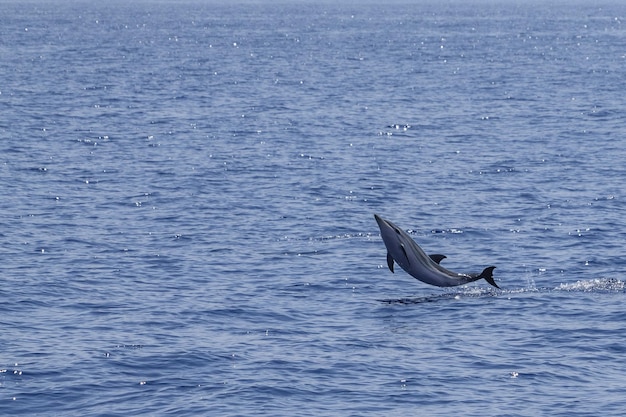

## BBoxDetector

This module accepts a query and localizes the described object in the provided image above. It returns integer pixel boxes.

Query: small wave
[278,233,375,242]
[554,278,625,292]
[429,228,463,234]
[387,124,411,131]
[379,287,498,304]
[297,153,325,160]
[379,293,459,304]
[587,108,614,119]
[378,124,412,136]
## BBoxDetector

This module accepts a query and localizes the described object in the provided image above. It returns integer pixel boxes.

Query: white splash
[555,278,625,292]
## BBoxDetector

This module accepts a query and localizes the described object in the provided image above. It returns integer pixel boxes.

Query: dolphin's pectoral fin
[386,252,395,273]
[429,254,447,264]
[478,266,499,289]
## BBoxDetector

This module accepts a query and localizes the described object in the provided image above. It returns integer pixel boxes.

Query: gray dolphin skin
[374,214,499,289]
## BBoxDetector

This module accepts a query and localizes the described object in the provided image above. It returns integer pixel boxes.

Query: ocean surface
[2,0,626,415]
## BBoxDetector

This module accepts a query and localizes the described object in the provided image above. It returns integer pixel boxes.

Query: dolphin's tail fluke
[479,266,499,289]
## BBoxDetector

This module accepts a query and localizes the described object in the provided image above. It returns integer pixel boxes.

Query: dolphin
[374,214,499,289]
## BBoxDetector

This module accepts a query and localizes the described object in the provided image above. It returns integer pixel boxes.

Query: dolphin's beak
[374,214,396,235]
[374,214,388,229]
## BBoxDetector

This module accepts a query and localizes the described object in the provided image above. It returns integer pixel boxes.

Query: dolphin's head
[374,214,407,249]
[374,214,397,239]
[374,214,404,233]
[374,214,413,270]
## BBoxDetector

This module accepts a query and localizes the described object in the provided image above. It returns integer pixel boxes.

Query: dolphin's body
[374,214,499,289]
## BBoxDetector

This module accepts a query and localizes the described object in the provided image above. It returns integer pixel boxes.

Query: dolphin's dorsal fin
[386,252,395,273]
[429,254,447,264]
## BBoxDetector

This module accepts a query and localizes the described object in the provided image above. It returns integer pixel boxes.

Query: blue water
[2,1,626,415]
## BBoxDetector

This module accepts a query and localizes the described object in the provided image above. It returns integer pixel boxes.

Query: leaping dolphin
[374,214,499,289]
